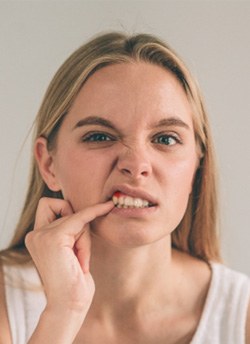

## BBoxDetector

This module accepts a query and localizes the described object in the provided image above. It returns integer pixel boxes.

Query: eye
[152,133,182,146]
[82,132,116,142]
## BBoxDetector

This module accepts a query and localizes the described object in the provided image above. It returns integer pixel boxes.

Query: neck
[88,235,181,317]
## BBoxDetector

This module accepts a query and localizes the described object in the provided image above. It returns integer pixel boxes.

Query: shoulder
[247,302,250,344]
[209,262,250,302]
[210,262,250,294]
[210,263,250,342]
[189,261,250,344]
[0,258,12,344]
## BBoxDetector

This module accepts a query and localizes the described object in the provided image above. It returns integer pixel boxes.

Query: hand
[25,197,114,315]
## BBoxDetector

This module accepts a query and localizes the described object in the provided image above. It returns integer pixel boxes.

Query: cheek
[175,160,197,193]
[156,158,197,233]
[163,156,198,208]
[54,150,109,210]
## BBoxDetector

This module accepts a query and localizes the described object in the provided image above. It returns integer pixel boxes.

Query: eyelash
[81,132,116,142]
[81,131,182,146]
[152,133,182,146]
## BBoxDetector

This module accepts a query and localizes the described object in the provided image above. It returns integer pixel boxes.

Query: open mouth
[112,191,156,209]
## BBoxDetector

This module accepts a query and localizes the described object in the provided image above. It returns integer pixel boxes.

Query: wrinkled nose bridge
[117,142,152,177]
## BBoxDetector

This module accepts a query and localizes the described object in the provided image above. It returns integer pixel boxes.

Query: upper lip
[108,184,158,205]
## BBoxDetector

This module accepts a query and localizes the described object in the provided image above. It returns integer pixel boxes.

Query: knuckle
[37,197,72,215]
[25,228,54,250]
[24,232,31,247]
[24,230,36,249]
[37,197,50,207]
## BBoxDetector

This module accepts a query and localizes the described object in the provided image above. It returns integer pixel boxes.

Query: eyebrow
[151,117,190,130]
[72,115,190,131]
[73,116,116,131]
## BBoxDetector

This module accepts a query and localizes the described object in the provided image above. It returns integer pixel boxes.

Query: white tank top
[3,262,250,343]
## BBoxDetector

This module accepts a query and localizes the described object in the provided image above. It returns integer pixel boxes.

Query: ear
[34,137,61,192]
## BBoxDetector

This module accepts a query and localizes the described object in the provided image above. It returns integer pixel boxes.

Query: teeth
[112,195,150,208]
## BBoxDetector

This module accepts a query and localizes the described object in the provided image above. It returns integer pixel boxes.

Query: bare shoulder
[0,258,12,344]
[172,249,212,311]
[173,249,212,287]
[246,299,250,344]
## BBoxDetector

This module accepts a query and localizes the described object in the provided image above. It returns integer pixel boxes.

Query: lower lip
[110,205,158,218]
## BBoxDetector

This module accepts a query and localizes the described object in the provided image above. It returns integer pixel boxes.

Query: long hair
[1,31,221,264]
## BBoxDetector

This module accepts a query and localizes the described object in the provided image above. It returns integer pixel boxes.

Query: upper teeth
[112,195,150,208]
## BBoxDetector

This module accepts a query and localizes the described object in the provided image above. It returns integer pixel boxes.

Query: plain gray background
[0,0,249,275]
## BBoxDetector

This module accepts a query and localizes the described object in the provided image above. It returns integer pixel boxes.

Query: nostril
[117,151,152,178]
[120,166,150,178]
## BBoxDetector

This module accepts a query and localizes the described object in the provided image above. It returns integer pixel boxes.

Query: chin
[89,217,170,249]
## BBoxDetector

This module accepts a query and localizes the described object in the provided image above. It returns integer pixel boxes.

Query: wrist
[27,306,86,344]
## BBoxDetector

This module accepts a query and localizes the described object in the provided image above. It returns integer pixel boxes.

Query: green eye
[153,134,181,146]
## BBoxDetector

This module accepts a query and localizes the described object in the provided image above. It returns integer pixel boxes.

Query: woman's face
[46,62,199,247]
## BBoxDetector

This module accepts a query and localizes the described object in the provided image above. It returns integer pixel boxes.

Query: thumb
[75,227,92,274]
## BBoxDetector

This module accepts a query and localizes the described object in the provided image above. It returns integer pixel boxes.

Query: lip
[107,184,159,206]
[110,205,158,217]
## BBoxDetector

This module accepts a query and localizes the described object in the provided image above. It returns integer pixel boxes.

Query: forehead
[63,62,194,129]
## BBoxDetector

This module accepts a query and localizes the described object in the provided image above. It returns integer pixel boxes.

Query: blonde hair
[1,31,221,264]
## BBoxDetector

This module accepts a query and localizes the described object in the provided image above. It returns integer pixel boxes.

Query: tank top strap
[191,262,250,344]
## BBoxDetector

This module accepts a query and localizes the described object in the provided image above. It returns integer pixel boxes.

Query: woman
[0,32,249,343]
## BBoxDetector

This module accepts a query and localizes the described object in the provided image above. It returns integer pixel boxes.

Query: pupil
[159,136,174,145]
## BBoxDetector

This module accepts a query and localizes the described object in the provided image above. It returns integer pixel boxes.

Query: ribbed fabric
[3,264,46,344]
[3,262,250,343]
[191,263,250,343]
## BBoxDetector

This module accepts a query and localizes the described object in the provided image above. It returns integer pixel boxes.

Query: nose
[116,145,152,179]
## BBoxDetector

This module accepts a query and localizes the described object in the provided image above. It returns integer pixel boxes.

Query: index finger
[62,201,114,237]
